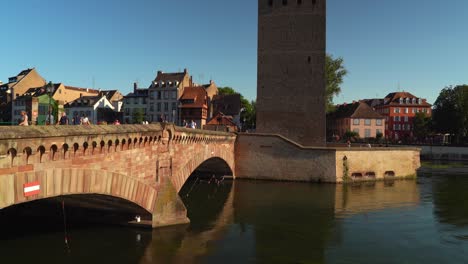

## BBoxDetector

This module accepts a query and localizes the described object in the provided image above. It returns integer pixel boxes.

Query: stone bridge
[0,124,236,228]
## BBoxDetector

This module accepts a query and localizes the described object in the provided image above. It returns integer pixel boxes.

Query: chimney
[157,70,163,76]
[190,76,193,86]
[210,80,213,85]
[133,82,138,93]
[184,68,188,74]
[80,93,82,98]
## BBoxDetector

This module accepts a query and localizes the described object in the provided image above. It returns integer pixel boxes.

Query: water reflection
[2,172,468,263]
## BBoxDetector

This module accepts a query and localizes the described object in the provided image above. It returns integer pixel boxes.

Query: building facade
[123,83,148,124]
[0,68,47,123]
[373,92,432,141]
[147,69,191,124]
[327,101,385,140]
[65,95,115,125]
[179,86,208,129]
[12,87,57,125]
[256,0,326,146]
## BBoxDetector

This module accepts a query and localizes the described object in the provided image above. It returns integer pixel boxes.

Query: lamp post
[46,81,54,125]
[5,88,12,125]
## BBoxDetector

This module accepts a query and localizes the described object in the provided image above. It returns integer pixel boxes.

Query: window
[394,108,400,113]
[405,108,409,114]
[297,0,302,4]
[157,91,161,99]
[376,119,382,126]
[365,129,371,138]
[157,103,161,111]
[164,102,169,111]
[412,108,416,113]
[150,105,154,111]
[282,0,287,5]
[164,91,169,99]
[353,128,359,134]
[394,116,400,122]
[268,0,273,6]
[171,91,177,99]
[404,116,408,122]
[399,98,403,104]
[353,119,360,125]
[172,102,176,110]
[364,119,371,126]
[376,129,382,135]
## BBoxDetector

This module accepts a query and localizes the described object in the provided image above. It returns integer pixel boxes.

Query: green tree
[326,54,348,113]
[413,112,432,142]
[433,85,468,143]
[344,130,359,142]
[217,87,256,130]
[132,108,145,124]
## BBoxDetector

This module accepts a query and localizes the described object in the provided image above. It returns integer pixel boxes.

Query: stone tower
[256,0,326,146]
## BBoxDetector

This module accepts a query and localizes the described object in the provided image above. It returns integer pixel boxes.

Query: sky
[1,0,467,105]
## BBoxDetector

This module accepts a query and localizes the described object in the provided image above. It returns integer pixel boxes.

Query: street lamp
[5,88,12,125]
[46,81,54,125]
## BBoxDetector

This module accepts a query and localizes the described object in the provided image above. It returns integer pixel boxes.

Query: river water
[0,169,467,263]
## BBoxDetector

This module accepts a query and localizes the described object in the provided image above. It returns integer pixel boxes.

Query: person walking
[190,120,196,129]
[19,111,29,126]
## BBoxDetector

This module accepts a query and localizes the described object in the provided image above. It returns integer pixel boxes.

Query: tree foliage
[413,112,432,141]
[433,85,468,143]
[132,108,145,124]
[217,87,256,130]
[326,54,348,113]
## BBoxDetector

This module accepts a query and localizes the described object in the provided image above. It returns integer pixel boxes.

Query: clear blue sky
[1,0,467,105]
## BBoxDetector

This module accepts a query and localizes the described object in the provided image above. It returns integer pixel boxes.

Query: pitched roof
[206,112,237,126]
[125,88,148,97]
[63,86,100,94]
[180,86,208,108]
[329,101,383,119]
[383,91,432,106]
[154,69,187,83]
[65,95,103,108]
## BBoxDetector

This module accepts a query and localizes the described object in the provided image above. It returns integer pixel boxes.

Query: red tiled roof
[329,101,383,119]
[383,92,432,106]
[207,112,237,126]
[180,86,208,108]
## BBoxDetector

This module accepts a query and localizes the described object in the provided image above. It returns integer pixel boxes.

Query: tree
[344,130,359,142]
[326,54,348,113]
[217,87,256,130]
[433,85,468,143]
[132,108,144,124]
[413,112,432,142]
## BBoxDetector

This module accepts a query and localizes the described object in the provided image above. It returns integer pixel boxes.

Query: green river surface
[0,164,467,264]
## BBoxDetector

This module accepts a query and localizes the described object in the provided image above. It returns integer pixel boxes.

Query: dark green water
[1,171,468,264]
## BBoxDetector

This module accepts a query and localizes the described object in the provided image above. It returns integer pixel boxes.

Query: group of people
[18,111,93,126]
[182,119,197,129]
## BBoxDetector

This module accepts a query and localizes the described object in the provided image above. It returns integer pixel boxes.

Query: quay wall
[419,145,468,161]
[235,134,421,183]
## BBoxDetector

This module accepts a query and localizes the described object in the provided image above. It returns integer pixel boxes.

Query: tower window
[297,0,302,4]
[312,0,316,5]
[283,0,287,5]
[268,0,273,6]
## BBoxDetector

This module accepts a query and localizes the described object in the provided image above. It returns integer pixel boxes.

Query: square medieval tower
[256,0,326,146]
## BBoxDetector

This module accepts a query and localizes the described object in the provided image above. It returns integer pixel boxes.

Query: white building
[64,95,115,124]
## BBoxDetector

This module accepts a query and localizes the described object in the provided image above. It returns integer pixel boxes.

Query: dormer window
[399,98,403,104]
[418,98,422,104]
[412,98,416,104]
[405,98,410,104]
[160,82,165,88]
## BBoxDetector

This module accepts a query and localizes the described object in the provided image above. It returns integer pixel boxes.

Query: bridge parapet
[0,123,236,228]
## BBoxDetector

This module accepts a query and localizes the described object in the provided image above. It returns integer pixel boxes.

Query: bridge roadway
[0,123,236,228]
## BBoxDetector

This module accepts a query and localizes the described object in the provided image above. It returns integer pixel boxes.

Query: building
[202,80,219,119]
[123,83,148,124]
[373,92,432,141]
[211,93,242,127]
[205,112,238,132]
[0,68,47,123]
[256,0,326,146]
[11,87,57,125]
[147,69,192,124]
[327,101,385,140]
[179,86,208,129]
[64,94,116,124]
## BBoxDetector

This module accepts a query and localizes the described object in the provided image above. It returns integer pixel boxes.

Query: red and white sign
[23,181,40,197]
